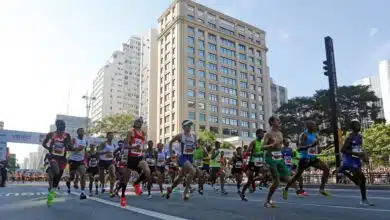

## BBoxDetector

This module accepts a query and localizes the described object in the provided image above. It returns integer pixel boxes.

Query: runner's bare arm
[247,140,256,155]
[169,134,180,154]
[42,132,52,150]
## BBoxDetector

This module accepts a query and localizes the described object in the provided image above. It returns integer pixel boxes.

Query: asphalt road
[1,183,390,220]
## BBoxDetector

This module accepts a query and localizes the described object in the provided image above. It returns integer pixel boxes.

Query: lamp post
[82,92,96,136]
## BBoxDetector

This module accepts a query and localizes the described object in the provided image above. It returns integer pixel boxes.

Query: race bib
[89,158,98,167]
[308,147,317,156]
[183,146,194,155]
[170,161,177,167]
[157,159,165,166]
[194,160,203,167]
[146,158,156,166]
[243,158,249,165]
[253,157,264,167]
[52,142,65,156]
[104,152,113,159]
[284,156,292,165]
[352,146,362,158]
[121,154,128,163]
[271,151,282,160]
[235,161,242,168]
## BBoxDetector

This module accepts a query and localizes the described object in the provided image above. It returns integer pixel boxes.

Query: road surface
[1,183,389,220]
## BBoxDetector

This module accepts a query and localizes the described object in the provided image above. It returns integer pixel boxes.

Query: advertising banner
[0,132,7,161]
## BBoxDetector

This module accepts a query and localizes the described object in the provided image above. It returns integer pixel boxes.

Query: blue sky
[1,0,389,161]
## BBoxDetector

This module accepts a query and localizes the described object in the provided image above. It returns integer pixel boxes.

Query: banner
[0,130,46,145]
[0,132,7,161]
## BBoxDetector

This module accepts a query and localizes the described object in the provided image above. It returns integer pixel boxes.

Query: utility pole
[323,36,342,182]
[82,92,96,136]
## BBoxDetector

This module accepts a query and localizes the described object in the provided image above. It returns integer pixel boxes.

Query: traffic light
[323,60,330,76]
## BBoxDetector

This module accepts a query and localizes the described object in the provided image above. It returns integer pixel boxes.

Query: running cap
[182,120,193,127]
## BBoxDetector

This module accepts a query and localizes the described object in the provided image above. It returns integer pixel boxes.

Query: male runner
[281,138,307,197]
[202,146,211,175]
[194,139,208,194]
[42,120,71,207]
[166,120,203,200]
[156,143,168,196]
[340,120,373,206]
[263,116,295,208]
[126,117,151,199]
[98,132,117,196]
[86,144,99,196]
[284,120,330,197]
[66,128,87,199]
[210,141,228,195]
[231,147,244,194]
[240,129,266,201]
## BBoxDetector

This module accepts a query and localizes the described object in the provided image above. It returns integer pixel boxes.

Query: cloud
[369,28,378,37]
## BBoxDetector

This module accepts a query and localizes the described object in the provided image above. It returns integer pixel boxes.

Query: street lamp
[82,93,96,136]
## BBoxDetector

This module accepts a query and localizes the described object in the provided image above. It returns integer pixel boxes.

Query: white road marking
[70,192,189,220]
[204,195,390,213]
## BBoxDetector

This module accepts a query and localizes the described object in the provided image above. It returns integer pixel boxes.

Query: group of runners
[41,115,374,208]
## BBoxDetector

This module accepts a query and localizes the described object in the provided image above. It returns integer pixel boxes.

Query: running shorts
[265,157,290,177]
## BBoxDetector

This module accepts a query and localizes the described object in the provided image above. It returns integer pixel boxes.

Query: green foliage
[221,142,235,149]
[89,113,134,138]
[277,85,381,139]
[7,155,19,172]
[363,123,390,166]
[197,130,216,147]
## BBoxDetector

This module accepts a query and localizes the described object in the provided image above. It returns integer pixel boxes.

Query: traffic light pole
[323,37,341,179]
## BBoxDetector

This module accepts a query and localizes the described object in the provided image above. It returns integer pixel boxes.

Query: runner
[156,143,168,196]
[202,146,211,176]
[86,144,99,196]
[166,120,202,200]
[126,117,151,198]
[145,140,158,199]
[167,150,179,186]
[42,119,72,207]
[283,120,330,198]
[231,147,244,194]
[97,132,117,196]
[281,138,307,197]
[66,128,87,199]
[209,141,228,195]
[340,120,374,206]
[263,116,296,208]
[194,139,207,194]
[239,129,267,201]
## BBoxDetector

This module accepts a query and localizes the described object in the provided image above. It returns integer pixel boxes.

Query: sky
[1,0,390,162]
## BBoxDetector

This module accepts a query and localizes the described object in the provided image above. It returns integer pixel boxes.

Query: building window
[209,104,218,112]
[198,40,205,49]
[198,70,205,78]
[188,101,195,108]
[208,43,217,51]
[241,101,248,108]
[238,53,246,60]
[198,102,205,110]
[209,115,218,123]
[241,121,249,128]
[239,44,246,51]
[187,89,195,97]
[240,111,248,117]
[208,34,217,42]
[187,15,194,20]
[208,63,217,70]
[198,91,205,98]
[199,113,206,121]
[188,46,195,54]
[250,113,256,119]
[187,78,195,86]
[197,60,205,68]
[198,81,205,88]
[208,83,218,91]
[188,57,195,65]
[188,36,195,45]
[251,103,256,109]
[209,94,217,102]
[198,50,205,57]
[187,26,195,34]
[188,112,195,120]
[240,91,248,98]
[208,53,217,61]
[210,126,219,134]
[242,131,249,137]
[209,73,217,81]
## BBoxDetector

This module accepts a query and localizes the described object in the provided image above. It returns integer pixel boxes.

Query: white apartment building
[139,29,159,143]
[28,152,39,170]
[379,60,390,123]
[270,79,288,113]
[156,0,272,143]
[353,76,384,119]
[90,36,142,122]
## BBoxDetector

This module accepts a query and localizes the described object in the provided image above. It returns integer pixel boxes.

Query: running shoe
[360,200,374,206]
[80,192,87,200]
[264,202,276,208]
[319,189,331,197]
[282,188,288,200]
[298,190,308,197]
[148,194,152,199]
[120,196,127,207]
[46,190,55,207]
[166,187,172,199]
[133,184,142,195]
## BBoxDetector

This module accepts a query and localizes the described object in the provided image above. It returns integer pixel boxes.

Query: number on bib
[253,157,264,167]
[308,147,317,156]
[170,162,177,167]
[284,157,292,165]
[235,161,242,168]
[183,147,194,155]
[89,158,97,167]
[271,151,282,160]
[157,159,165,166]
[104,152,113,159]
[52,142,65,156]
[194,160,202,167]
[146,158,155,166]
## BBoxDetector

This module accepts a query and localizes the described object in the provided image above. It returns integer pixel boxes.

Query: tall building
[28,152,39,170]
[90,36,142,122]
[379,60,390,123]
[353,76,384,119]
[50,114,89,138]
[22,158,29,169]
[270,79,288,113]
[139,29,159,143]
[156,0,272,143]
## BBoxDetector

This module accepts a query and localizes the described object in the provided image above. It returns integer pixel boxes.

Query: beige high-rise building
[156,0,272,144]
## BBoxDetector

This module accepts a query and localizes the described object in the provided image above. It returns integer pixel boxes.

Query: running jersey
[210,150,221,168]
[100,142,116,161]
[292,149,300,166]
[300,131,318,159]
[156,151,167,167]
[145,150,157,166]
[250,139,265,167]
[69,137,87,162]
[232,155,243,169]
[49,132,71,160]
[194,148,204,167]
[203,152,210,165]
[242,152,249,165]
[180,133,196,155]
[281,147,293,166]
[342,134,363,167]
[87,152,99,167]
[129,128,145,157]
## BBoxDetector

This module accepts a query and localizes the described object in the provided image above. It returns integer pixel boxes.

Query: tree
[197,130,216,147]
[221,142,235,149]
[6,155,19,172]
[89,113,134,138]
[277,85,381,139]
[363,123,390,166]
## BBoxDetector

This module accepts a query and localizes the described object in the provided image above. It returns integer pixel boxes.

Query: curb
[224,183,390,190]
